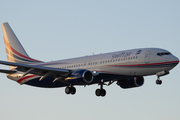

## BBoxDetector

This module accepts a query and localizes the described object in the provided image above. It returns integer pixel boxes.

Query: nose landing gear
[155,71,169,85]
[156,77,162,85]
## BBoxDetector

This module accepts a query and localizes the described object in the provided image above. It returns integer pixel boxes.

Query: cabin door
[144,51,151,64]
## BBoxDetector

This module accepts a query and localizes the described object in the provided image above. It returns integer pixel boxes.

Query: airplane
[0,22,179,97]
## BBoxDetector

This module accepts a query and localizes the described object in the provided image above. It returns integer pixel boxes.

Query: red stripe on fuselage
[108,61,179,67]
[17,75,37,83]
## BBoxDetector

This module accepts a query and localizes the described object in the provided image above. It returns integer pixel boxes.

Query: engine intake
[117,77,144,89]
[66,69,93,85]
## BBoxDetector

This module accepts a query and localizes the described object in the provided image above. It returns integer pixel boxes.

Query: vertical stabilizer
[1,22,42,69]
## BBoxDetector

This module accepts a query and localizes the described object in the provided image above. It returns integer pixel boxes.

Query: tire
[156,80,162,85]
[101,89,106,97]
[95,89,101,96]
[65,87,71,94]
[71,87,76,95]
[159,80,162,85]
[156,80,159,84]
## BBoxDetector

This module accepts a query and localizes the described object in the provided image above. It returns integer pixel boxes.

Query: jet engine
[117,77,144,89]
[65,69,93,85]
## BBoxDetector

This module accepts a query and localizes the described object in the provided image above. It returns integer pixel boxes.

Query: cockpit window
[157,52,171,56]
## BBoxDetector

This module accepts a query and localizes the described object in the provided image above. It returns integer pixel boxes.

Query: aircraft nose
[173,56,179,67]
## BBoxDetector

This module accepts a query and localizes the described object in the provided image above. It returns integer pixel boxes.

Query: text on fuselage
[112,51,132,59]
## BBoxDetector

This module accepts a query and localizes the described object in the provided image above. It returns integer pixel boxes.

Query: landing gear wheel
[95,89,106,97]
[65,86,71,94]
[65,86,76,95]
[95,89,101,96]
[156,80,162,85]
[71,87,76,95]
[101,89,106,97]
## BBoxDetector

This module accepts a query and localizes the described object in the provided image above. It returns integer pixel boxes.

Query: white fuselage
[7,47,179,85]
[33,48,179,77]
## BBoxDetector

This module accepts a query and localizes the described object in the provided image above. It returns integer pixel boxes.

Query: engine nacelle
[117,77,144,89]
[65,69,93,85]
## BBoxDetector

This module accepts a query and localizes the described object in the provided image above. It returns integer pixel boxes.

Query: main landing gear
[65,86,76,95]
[95,80,106,97]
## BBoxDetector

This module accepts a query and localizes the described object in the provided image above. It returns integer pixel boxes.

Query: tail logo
[4,37,42,63]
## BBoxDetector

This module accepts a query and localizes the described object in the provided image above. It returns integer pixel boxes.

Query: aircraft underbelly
[96,63,174,76]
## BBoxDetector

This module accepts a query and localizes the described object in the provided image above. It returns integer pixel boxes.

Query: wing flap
[0,69,17,74]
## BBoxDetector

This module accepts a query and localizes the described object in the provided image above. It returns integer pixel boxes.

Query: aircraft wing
[0,60,70,78]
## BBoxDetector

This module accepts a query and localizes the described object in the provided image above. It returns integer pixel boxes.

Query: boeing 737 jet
[0,22,179,97]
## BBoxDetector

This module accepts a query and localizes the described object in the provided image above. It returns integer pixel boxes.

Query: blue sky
[0,0,180,120]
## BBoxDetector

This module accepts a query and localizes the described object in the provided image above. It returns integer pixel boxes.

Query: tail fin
[1,22,42,69]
